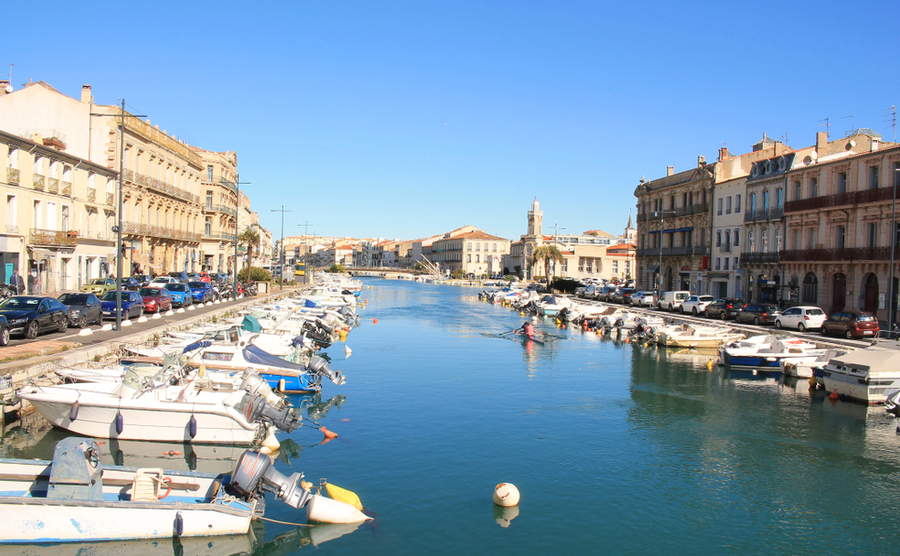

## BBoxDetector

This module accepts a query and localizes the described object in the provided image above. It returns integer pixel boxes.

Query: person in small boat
[521,321,535,340]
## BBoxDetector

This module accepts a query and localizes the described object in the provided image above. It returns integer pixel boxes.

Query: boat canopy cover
[243,344,308,371]
[242,315,263,333]
[305,299,318,308]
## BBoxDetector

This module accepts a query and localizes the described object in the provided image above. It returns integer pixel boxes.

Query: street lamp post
[91,100,145,331]
[272,206,290,289]
[232,175,250,299]
[890,168,900,333]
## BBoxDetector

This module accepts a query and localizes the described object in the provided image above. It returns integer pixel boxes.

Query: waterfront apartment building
[430,227,510,277]
[0,128,118,293]
[193,148,239,273]
[781,131,900,321]
[634,157,715,294]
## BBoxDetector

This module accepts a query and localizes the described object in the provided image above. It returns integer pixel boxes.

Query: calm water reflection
[2,278,900,555]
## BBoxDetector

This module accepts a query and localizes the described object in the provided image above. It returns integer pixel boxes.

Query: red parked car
[140,286,173,313]
[821,311,880,339]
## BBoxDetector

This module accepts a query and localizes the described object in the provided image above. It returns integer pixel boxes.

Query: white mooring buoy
[493,483,520,507]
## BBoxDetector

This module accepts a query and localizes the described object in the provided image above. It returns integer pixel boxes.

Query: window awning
[645,265,660,273]
[673,227,694,233]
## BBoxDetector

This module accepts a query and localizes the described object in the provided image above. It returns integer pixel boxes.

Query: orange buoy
[163,450,182,456]
[830,390,839,400]
[373,318,378,324]
[320,426,338,439]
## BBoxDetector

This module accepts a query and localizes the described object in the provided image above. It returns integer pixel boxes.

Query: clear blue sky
[6,0,899,242]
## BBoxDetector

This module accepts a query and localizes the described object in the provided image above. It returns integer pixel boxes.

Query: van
[659,291,690,311]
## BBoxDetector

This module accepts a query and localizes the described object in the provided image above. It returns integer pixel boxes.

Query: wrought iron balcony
[740,252,780,265]
[123,169,200,204]
[785,186,897,213]
[121,221,201,243]
[780,246,891,262]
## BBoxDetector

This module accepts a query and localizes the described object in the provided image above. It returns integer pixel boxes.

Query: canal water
[3,277,900,555]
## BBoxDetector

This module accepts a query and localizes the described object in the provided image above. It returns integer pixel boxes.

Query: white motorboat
[720,335,818,368]
[18,367,305,444]
[655,324,743,349]
[780,348,847,378]
[0,436,351,543]
[821,340,900,403]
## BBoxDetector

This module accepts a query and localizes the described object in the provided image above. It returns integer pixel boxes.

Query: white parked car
[659,291,691,311]
[630,291,657,307]
[680,295,716,315]
[775,306,827,331]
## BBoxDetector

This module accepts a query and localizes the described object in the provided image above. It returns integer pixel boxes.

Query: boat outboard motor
[240,370,285,408]
[231,450,310,509]
[234,394,303,433]
[308,356,345,386]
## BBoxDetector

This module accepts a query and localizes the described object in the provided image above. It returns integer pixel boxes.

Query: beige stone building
[430,227,510,277]
[0,127,118,293]
[781,131,900,321]
[193,148,239,273]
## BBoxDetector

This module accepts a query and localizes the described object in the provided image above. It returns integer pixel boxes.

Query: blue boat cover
[305,299,318,308]
[183,340,212,353]
[243,344,308,371]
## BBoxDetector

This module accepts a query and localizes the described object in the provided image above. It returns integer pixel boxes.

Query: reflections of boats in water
[0,514,366,556]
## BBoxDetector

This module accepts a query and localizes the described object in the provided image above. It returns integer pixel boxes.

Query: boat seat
[131,468,165,502]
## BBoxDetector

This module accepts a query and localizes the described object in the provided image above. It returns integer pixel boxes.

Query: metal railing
[785,185,897,213]
[121,220,201,243]
[123,169,200,204]
[203,203,237,217]
[30,228,78,247]
[740,252,780,264]
[780,246,891,262]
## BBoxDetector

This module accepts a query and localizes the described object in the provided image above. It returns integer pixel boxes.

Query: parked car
[133,274,153,287]
[99,291,145,320]
[681,295,716,315]
[0,296,69,338]
[0,315,8,346]
[198,273,213,283]
[612,288,636,304]
[121,277,142,292]
[597,286,618,302]
[659,291,691,311]
[150,276,178,287]
[80,277,117,296]
[167,271,190,283]
[165,283,194,308]
[140,286,173,313]
[188,281,214,303]
[57,292,102,328]
[821,311,880,339]
[736,303,781,325]
[630,291,657,307]
[705,298,745,320]
[775,306,827,331]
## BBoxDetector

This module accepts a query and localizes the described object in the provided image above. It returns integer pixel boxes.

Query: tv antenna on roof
[885,105,897,142]
[819,117,830,136]
[842,114,855,136]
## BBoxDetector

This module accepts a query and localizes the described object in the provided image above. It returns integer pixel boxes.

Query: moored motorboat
[821,340,900,404]
[720,335,818,368]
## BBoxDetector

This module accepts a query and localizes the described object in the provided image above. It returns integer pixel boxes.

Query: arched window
[802,272,818,304]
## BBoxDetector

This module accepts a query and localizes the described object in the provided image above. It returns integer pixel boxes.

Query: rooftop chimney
[0,80,8,96]
[667,166,674,176]
[698,155,706,167]
[718,147,728,161]
[80,85,92,103]
[816,131,828,153]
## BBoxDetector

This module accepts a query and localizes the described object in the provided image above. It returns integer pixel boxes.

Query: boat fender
[115,411,124,434]
[493,483,520,507]
[189,415,197,439]
[174,511,183,537]
[278,378,286,393]
[69,400,80,421]
[325,482,363,511]
[808,376,817,387]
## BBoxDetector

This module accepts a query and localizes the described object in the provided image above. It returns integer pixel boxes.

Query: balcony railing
[30,228,78,247]
[7,167,19,185]
[202,231,237,241]
[123,169,200,204]
[740,252,780,264]
[637,245,695,257]
[203,203,237,217]
[61,181,72,196]
[87,188,96,202]
[780,246,891,262]
[47,177,59,194]
[121,220,201,243]
[785,186,897,213]
[106,192,115,206]
[33,174,45,190]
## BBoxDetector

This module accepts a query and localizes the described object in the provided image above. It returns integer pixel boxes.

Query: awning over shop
[673,227,694,232]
